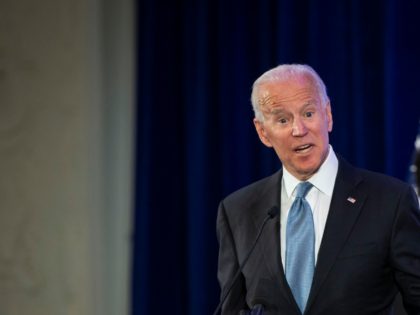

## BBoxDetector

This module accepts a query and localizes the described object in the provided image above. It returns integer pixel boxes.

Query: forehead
[257,77,319,109]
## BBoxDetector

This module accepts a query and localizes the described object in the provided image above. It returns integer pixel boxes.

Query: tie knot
[295,182,313,199]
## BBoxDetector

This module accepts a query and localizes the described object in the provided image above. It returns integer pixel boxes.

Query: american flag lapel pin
[347,197,356,204]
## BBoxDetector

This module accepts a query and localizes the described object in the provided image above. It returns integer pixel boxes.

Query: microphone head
[250,297,269,314]
[267,206,280,219]
[249,304,265,315]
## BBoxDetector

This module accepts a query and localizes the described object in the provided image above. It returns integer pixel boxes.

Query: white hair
[251,64,330,122]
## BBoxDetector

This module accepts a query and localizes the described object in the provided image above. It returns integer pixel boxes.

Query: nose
[292,118,307,136]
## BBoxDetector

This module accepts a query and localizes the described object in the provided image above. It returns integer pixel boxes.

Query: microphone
[239,304,264,315]
[212,206,280,315]
[249,304,264,315]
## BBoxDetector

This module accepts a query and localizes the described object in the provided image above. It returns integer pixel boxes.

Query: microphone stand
[212,206,279,315]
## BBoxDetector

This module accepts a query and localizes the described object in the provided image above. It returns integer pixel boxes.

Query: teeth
[296,144,310,151]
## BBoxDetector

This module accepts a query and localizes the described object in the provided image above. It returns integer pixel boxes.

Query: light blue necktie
[285,182,315,313]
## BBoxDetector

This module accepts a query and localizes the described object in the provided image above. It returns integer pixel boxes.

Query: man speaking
[215,64,420,314]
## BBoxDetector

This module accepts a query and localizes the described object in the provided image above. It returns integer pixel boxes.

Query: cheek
[272,138,289,154]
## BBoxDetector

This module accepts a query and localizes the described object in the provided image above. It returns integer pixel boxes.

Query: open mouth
[294,144,313,153]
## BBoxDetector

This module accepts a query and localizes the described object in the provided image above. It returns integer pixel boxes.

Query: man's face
[253,76,333,180]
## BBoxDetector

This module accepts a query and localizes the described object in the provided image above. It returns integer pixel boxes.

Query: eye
[278,117,288,124]
[304,111,314,118]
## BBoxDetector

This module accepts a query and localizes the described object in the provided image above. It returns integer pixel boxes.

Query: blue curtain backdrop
[134,0,420,314]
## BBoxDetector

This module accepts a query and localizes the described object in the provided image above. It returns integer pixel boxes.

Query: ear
[325,102,333,132]
[253,118,273,148]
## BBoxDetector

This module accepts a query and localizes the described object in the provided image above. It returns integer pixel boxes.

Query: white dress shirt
[280,145,338,268]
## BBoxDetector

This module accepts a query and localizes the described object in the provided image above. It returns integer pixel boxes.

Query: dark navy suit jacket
[217,157,420,315]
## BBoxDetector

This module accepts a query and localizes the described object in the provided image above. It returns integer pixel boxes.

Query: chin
[295,163,320,179]
[296,170,317,180]
[303,154,324,168]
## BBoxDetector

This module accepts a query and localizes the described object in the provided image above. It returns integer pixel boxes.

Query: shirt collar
[283,145,338,198]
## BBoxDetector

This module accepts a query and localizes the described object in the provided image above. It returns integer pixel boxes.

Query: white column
[0,0,134,313]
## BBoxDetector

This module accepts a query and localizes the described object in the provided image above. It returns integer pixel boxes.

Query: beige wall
[0,0,134,314]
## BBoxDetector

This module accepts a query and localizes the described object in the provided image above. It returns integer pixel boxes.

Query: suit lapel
[251,170,282,278]
[251,169,302,314]
[305,157,366,313]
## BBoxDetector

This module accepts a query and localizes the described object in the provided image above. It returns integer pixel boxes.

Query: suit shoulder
[222,170,281,211]
[349,167,418,207]
[338,156,410,193]
[356,167,410,192]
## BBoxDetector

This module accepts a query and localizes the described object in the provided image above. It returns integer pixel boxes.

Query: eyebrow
[301,100,316,108]
[268,108,287,116]
[266,101,317,116]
